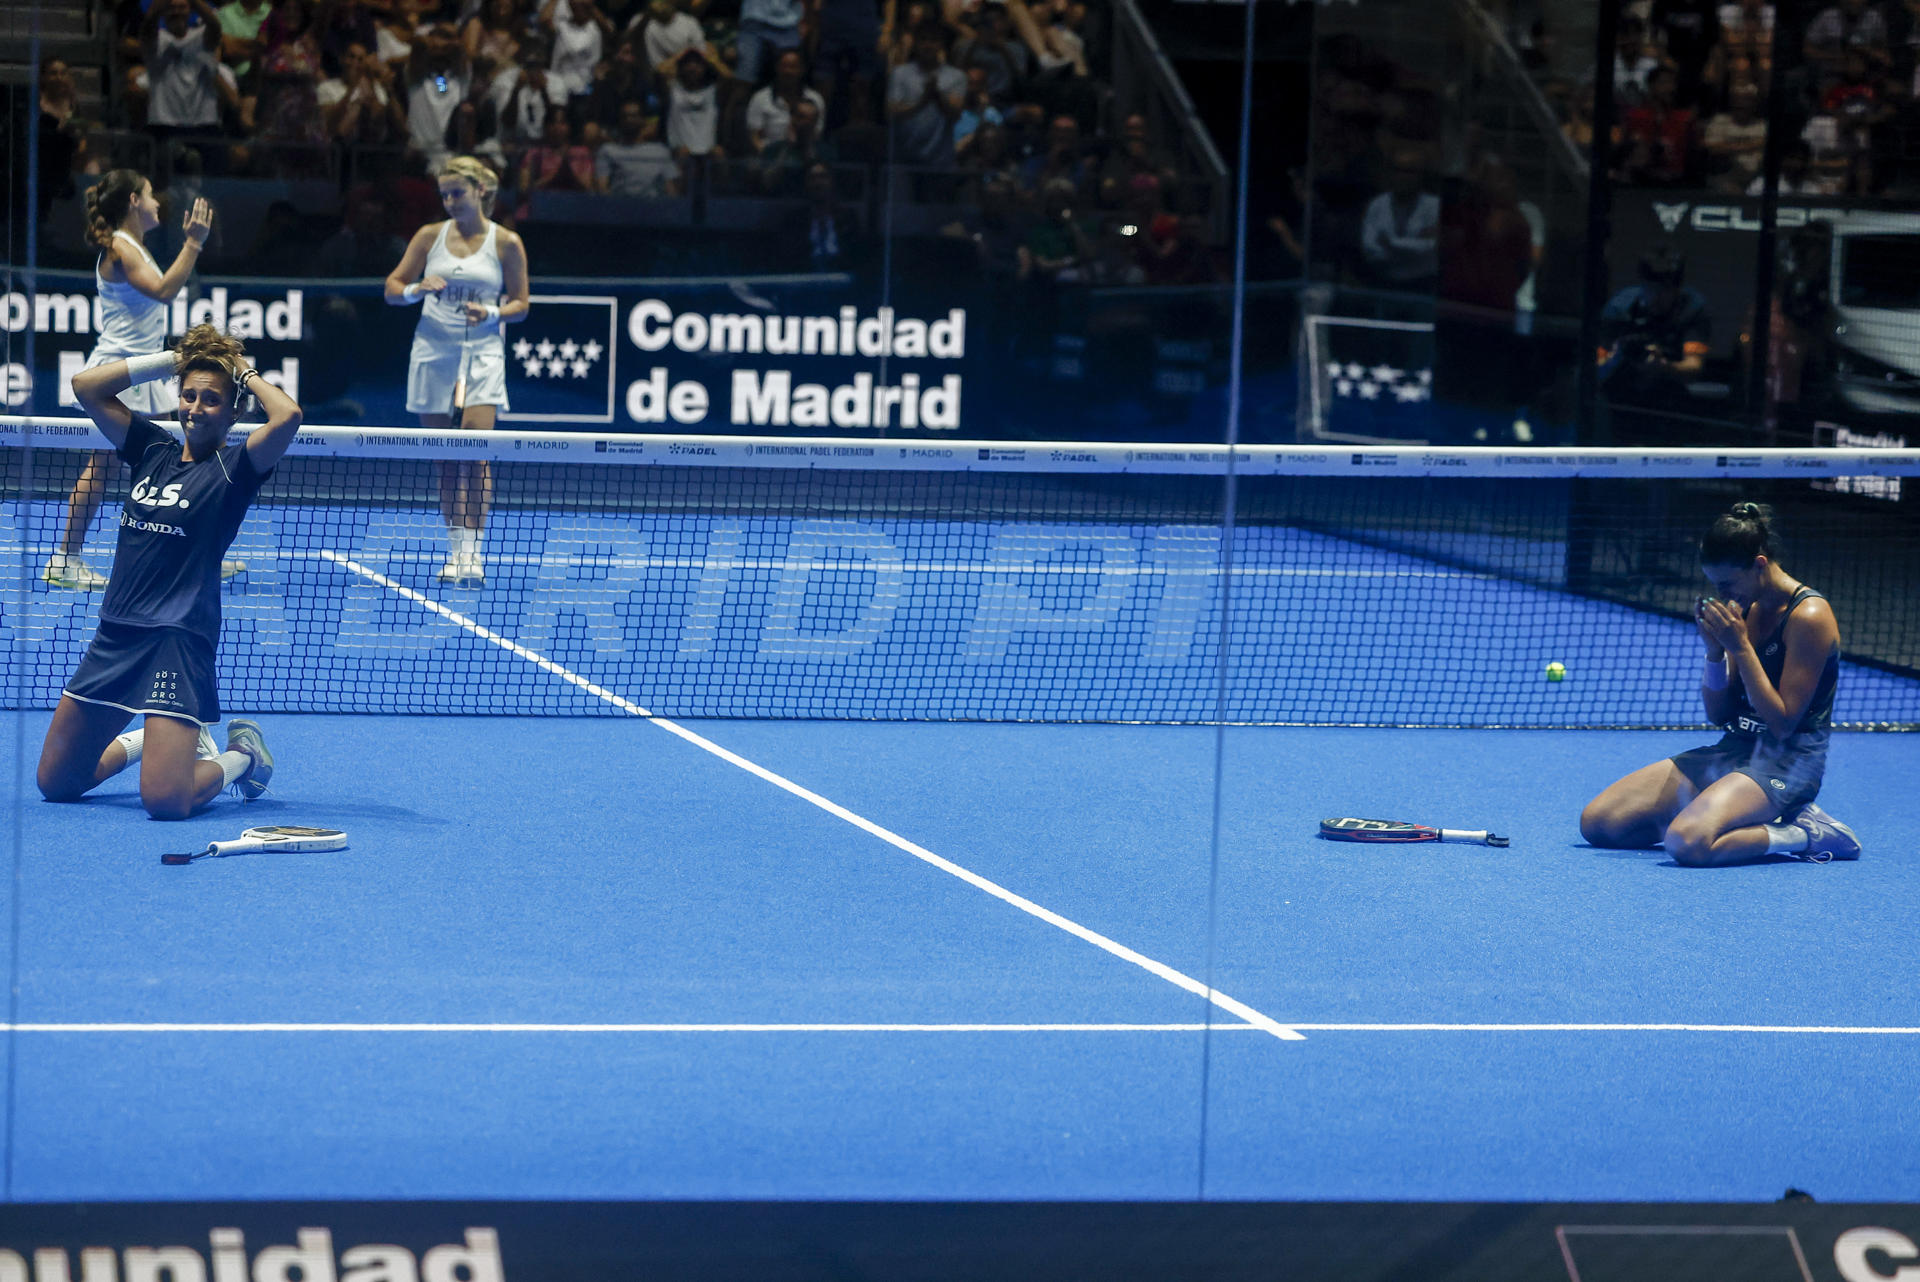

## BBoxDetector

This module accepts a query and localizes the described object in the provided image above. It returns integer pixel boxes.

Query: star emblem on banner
[1329,361,1431,403]
[514,334,606,382]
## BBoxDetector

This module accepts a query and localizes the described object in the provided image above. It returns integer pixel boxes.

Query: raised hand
[182,197,215,245]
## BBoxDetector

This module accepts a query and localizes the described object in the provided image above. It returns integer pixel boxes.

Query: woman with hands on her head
[38,324,302,820]
[1579,501,1860,865]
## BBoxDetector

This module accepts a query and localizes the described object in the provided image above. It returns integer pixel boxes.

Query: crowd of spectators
[33,0,1217,284]
[1292,34,1543,305]
[1285,30,1559,441]
[1546,0,1920,196]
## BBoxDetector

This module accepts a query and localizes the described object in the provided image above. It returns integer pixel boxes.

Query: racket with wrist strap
[162,825,348,865]
[1319,817,1509,848]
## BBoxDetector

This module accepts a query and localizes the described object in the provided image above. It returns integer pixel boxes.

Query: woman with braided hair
[37,324,302,820]
[1580,501,1862,865]
[44,169,230,592]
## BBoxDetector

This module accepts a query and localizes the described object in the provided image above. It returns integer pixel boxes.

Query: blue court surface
[2,711,1917,1203]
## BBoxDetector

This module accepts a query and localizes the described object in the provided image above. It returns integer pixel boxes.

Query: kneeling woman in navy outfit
[38,324,303,819]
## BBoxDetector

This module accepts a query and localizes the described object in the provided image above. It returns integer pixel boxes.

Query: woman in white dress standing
[382,155,531,588]
[45,169,220,592]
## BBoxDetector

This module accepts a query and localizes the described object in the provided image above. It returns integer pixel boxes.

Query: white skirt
[84,345,177,416]
[406,332,510,417]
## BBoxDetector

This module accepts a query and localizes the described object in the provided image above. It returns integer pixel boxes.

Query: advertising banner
[2,1199,1919,1281]
[0,272,978,435]
[1605,191,1920,437]
[0,272,1307,441]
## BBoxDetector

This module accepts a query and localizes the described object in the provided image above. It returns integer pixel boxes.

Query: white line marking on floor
[316,549,1306,1042]
[7,1022,1915,1035]
[3,1023,1248,1034]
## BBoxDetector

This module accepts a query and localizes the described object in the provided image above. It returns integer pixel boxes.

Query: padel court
[1,426,1917,1202]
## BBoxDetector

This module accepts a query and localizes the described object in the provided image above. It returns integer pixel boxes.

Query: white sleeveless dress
[405,219,509,416]
[86,231,176,416]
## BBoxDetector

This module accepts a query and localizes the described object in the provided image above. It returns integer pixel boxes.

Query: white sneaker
[43,556,108,591]
[436,550,485,589]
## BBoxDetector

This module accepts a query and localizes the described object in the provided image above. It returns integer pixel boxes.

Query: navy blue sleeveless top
[98,416,271,643]
[1726,585,1837,744]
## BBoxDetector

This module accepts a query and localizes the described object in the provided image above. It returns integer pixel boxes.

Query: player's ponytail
[1701,500,1780,567]
[84,169,146,250]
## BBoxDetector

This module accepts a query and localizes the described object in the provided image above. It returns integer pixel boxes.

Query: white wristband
[401,282,423,303]
[482,303,500,322]
[1703,658,1730,690]
[124,351,176,385]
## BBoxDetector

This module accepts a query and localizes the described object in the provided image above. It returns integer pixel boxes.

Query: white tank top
[421,219,504,339]
[93,231,168,358]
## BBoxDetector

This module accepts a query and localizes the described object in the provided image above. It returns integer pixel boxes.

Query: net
[3,418,1918,728]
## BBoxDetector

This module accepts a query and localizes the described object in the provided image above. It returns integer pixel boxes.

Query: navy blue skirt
[65,621,220,726]
[1671,730,1826,814]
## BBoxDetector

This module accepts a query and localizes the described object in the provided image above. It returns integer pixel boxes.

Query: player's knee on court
[140,782,199,822]
[1579,801,1641,849]
[36,761,89,803]
[1663,817,1716,866]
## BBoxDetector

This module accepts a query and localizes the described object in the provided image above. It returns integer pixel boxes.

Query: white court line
[4,1023,1255,1034]
[6,1021,1917,1034]
[314,549,1306,1043]
[1297,1022,1920,1034]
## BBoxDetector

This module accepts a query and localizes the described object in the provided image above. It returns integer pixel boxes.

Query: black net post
[1576,0,1624,449]
[1742,0,1805,433]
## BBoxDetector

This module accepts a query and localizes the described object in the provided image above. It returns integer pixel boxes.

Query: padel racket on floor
[161,825,348,865]
[1319,817,1509,848]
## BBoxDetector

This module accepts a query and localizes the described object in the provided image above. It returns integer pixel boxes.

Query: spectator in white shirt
[144,0,226,134]
[886,30,965,166]
[637,0,706,74]
[494,49,567,148]
[1360,148,1440,289]
[1702,78,1768,192]
[1805,0,1892,82]
[745,49,826,153]
[596,98,680,194]
[405,22,477,168]
[667,46,724,164]
[543,0,611,100]
[318,41,409,145]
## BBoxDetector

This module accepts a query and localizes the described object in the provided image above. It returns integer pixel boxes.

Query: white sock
[1765,824,1810,854]
[215,750,251,788]
[112,729,144,773]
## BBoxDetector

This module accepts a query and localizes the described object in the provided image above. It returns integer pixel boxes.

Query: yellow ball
[1546,661,1567,682]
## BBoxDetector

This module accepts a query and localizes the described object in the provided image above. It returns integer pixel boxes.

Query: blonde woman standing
[383,155,531,588]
